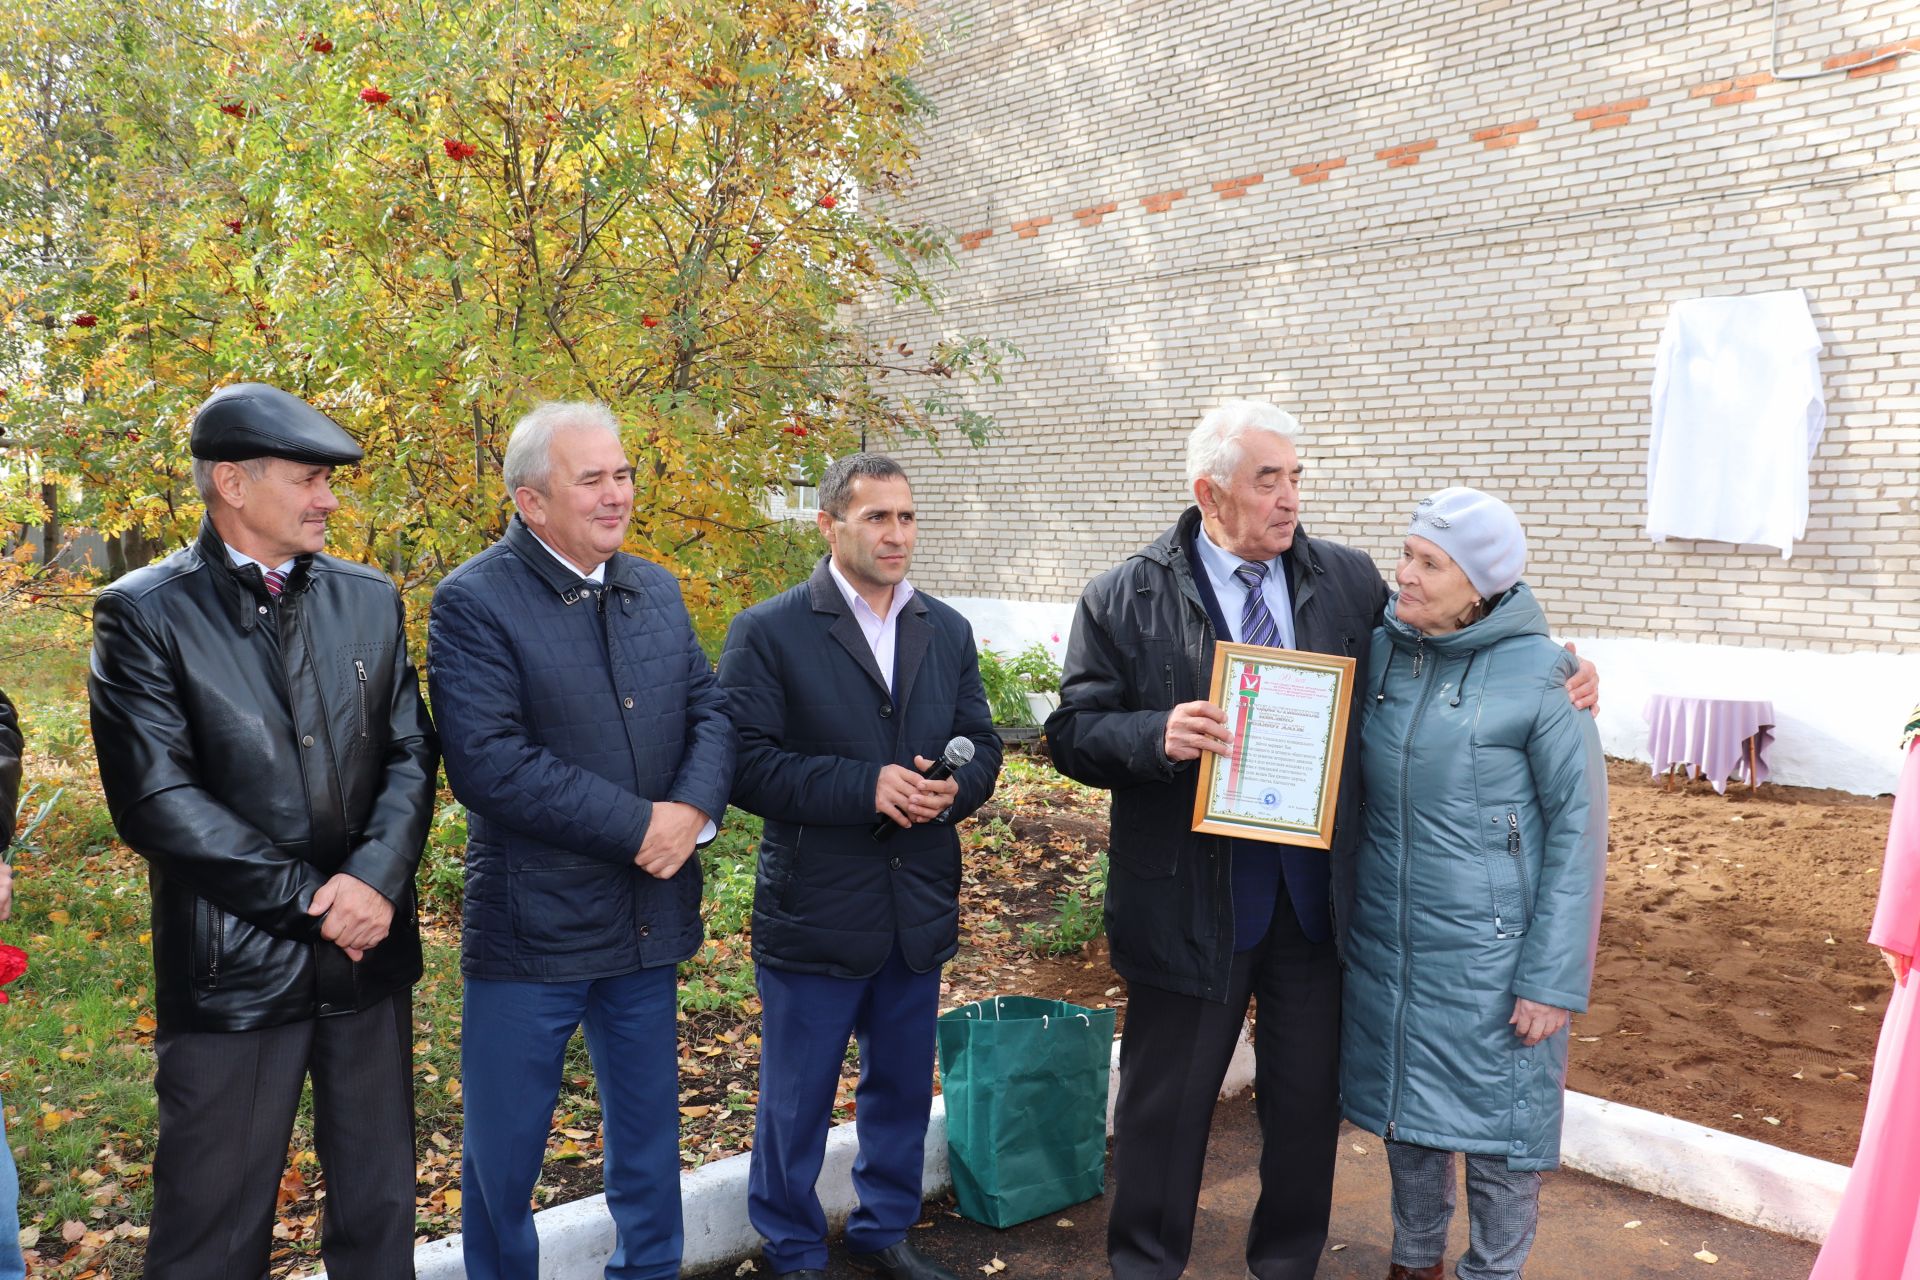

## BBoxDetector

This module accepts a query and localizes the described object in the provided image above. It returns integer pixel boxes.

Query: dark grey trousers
[145,991,417,1280]
[1386,1140,1543,1280]
[1107,898,1342,1280]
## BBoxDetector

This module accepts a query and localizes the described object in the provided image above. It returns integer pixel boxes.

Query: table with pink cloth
[1643,694,1776,794]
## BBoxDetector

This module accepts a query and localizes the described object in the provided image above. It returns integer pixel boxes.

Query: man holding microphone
[719,453,1001,1280]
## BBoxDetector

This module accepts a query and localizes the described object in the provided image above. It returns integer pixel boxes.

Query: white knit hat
[1407,487,1527,598]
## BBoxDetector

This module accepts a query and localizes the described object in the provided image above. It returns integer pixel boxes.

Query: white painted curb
[1561,1091,1848,1244]
[312,1025,1847,1277]
[308,1042,1125,1280]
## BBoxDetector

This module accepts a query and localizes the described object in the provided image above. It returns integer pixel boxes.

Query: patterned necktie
[263,567,287,598]
[1233,561,1282,649]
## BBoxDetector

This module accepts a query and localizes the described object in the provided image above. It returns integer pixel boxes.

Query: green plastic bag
[936,995,1118,1228]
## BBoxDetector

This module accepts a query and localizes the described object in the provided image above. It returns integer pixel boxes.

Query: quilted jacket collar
[501,514,643,596]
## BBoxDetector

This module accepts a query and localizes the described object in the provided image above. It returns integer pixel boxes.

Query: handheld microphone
[870,736,976,841]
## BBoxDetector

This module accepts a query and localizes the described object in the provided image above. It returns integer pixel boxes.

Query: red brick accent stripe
[1692,72,1774,97]
[1211,173,1265,198]
[1574,96,1651,118]
[1573,97,1649,121]
[956,44,1911,256]
[1469,119,1538,149]
[1288,157,1346,185]
[1824,38,1918,75]
[1375,139,1437,164]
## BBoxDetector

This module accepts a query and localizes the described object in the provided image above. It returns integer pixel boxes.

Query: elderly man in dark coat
[718,453,1001,1280]
[429,400,735,1280]
[89,384,439,1279]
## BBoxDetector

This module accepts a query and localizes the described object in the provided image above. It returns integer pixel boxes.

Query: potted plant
[976,642,1064,742]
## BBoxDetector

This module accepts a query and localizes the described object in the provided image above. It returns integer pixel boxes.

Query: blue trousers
[749,948,942,1273]
[461,966,681,1280]
[0,1093,22,1280]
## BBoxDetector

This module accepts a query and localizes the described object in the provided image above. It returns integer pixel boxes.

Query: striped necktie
[1233,561,1282,649]
[263,567,287,598]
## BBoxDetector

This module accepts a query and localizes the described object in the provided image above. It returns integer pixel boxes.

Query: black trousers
[145,991,417,1280]
[1108,895,1342,1280]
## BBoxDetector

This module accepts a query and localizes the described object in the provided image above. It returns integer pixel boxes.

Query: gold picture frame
[1189,642,1357,850]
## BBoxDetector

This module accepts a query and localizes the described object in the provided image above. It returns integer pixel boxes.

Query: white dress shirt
[225,545,296,579]
[529,531,606,582]
[1191,523,1296,649]
[827,558,915,694]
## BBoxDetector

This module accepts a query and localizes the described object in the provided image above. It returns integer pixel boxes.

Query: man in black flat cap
[89,383,438,1279]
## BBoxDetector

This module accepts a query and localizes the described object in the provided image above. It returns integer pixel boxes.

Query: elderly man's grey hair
[502,400,623,495]
[190,456,270,505]
[1184,400,1305,489]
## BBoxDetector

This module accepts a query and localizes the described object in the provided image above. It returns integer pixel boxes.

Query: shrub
[975,642,1063,726]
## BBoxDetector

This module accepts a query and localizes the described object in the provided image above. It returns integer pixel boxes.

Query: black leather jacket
[90,520,438,1033]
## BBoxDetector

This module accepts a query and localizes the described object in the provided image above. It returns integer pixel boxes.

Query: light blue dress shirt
[1192,523,1296,649]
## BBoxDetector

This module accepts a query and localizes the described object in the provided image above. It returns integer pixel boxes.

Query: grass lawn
[0,601,1109,1278]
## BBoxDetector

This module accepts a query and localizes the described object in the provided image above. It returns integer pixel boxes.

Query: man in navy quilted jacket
[428,401,735,1280]
[719,454,1001,1280]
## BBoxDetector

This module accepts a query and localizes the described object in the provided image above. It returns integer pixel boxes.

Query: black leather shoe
[847,1240,962,1280]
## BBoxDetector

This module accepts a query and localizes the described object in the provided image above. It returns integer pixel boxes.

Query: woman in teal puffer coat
[1341,488,1606,1280]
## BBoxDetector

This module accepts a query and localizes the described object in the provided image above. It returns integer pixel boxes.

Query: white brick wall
[858,0,1920,651]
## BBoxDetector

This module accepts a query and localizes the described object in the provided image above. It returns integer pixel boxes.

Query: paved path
[700,1095,1820,1279]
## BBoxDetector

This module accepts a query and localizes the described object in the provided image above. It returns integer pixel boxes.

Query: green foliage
[976,642,1062,726]
[419,801,469,921]
[0,0,1015,648]
[4,789,165,1254]
[678,807,761,1013]
[1021,851,1108,957]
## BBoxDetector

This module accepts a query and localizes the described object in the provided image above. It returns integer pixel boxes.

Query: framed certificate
[1190,642,1356,850]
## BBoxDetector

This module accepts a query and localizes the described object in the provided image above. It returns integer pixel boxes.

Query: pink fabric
[1810,742,1920,1280]
[1642,694,1775,794]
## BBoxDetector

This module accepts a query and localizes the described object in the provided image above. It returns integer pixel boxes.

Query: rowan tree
[0,0,1009,639]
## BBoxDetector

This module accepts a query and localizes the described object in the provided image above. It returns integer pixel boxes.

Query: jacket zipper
[1387,648,1439,1139]
[1162,661,1174,705]
[204,899,224,987]
[354,658,369,739]
[1508,811,1531,926]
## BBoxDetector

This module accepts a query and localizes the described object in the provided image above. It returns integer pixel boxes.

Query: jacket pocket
[1106,801,1183,880]
[1482,804,1532,939]
[338,641,394,748]
[1116,638,1180,711]
[190,898,225,990]
[509,864,631,956]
